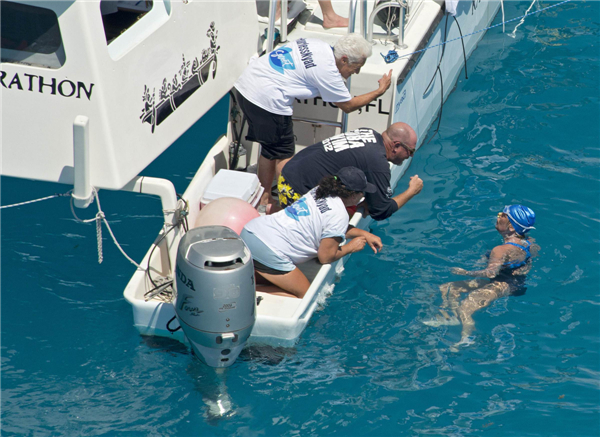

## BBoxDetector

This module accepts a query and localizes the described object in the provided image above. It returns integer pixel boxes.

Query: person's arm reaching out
[452,246,507,278]
[336,70,392,113]
[346,226,382,253]
[318,236,367,264]
[391,175,423,209]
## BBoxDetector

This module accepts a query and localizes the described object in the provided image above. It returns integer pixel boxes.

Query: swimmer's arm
[346,226,382,254]
[451,247,505,278]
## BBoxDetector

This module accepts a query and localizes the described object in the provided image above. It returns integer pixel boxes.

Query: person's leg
[234,92,279,208]
[256,267,311,299]
[423,279,488,327]
[455,282,509,341]
[264,157,294,210]
[258,155,277,206]
[319,1,349,28]
[440,279,487,309]
[258,114,295,209]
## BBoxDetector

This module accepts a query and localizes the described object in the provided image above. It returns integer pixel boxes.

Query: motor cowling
[174,226,256,367]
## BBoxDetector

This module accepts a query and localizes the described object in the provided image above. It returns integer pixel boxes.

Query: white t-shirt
[234,38,352,116]
[244,189,348,265]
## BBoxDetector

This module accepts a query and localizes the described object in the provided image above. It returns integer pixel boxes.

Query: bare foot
[449,335,475,353]
[322,13,349,29]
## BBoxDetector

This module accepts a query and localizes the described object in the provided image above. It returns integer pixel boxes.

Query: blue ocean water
[2,1,599,435]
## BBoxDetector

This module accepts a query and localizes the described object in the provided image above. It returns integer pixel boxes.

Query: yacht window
[101,1,154,45]
[0,1,66,69]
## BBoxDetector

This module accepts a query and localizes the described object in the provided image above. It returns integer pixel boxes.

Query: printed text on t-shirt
[322,129,377,153]
[297,38,316,69]
[311,191,332,214]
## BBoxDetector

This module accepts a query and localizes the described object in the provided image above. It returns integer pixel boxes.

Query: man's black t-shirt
[281,128,398,220]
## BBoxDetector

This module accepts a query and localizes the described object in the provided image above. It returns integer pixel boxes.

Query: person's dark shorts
[491,274,527,296]
[234,88,295,160]
[253,259,290,276]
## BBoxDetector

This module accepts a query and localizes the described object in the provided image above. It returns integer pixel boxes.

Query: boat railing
[366,0,408,48]
[340,0,361,134]
[265,0,412,133]
[267,0,284,52]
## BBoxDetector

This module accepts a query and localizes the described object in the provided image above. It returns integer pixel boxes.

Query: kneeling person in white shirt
[241,167,383,298]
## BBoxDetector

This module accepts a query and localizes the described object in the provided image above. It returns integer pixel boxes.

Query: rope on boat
[70,189,142,268]
[96,211,104,264]
[1,188,142,267]
[0,192,71,209]
[390,0,572,62]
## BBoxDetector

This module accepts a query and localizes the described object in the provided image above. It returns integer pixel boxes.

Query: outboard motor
[174,226,256,367]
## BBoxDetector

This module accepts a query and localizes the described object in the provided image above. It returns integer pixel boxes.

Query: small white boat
[1,0,501,366]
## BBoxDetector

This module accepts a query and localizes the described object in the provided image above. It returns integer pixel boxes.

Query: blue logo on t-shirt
[285,197,310,221]
[269,47,295,74]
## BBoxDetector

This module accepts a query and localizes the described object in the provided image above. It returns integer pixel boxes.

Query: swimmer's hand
[451,267,469,276]
[365,234,383,254]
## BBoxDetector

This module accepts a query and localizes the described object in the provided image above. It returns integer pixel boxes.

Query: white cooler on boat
[200,169,263,209]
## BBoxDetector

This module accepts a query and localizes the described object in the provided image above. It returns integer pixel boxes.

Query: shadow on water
[139,334,238,424]
[239,344,298,366]
[139,333,299,424]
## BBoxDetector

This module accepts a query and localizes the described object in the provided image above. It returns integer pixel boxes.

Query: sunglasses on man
[395,141,415,157]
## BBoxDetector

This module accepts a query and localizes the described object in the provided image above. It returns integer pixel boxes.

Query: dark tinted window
[0,1,65,68]
[101,0,154,45]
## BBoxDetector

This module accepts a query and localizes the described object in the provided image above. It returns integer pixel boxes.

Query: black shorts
[234,88,295,160]
[253,259,290,276]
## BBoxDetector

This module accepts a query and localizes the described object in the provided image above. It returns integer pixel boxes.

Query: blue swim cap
[503,205,536,235]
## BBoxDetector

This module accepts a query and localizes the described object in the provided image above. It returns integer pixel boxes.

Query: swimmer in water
[423,205,539,349]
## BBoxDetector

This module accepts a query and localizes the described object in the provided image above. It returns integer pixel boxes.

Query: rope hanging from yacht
[69,189,142,268]
[0,192,71,209]
[2,186,186,302]
[422,14,449,144]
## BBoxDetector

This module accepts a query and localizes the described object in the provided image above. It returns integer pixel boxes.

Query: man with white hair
[233,34,392,207]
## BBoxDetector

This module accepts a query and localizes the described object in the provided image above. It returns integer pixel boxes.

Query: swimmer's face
[496,211,511,232]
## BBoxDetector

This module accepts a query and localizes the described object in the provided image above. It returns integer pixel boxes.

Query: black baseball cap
[335,167,377,193]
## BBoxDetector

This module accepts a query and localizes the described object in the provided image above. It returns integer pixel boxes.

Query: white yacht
[1,0,502,367]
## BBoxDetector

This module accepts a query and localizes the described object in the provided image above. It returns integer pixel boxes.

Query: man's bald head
[386,122,417,147]
[383,122,417,165]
